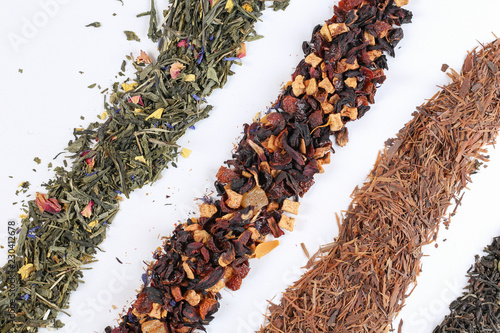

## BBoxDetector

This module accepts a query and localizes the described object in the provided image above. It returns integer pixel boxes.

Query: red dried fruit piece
[225,276,243,291]
[199,298,218,320]
[133,292,153,314]
[281,95,299,115]
[171,286,184,302]
[216,166,238,184]
[338,0,363,11]
[308,110,324,129]
[234,262,250,279]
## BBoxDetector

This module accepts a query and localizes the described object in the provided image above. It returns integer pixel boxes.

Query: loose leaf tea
[0,0,290,331]
[107,1,411,332]
[435,236,500,332]
[260,39,500,332]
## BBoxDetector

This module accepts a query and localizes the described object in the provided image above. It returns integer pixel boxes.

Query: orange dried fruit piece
[340,105,358,120]
[318,77,335,94]
[182,262,195,279]
[199,203,217,218]
[320,23,332,42]
[199,298,218,320]
[241,186,269,212]
[344,77,357,89]
[184,289,201,306]
[254,240,280,259]
[328,113,344,132]
[148,303,163,319]
[279,215,295,232]
[305,78,318,95]
[305,53,323,68]
[292,75,306,97]
[193,230,210,244]
[282,199,300,215]
[225,188,243,209]
[141,319,167,333]
[328,23,349,37]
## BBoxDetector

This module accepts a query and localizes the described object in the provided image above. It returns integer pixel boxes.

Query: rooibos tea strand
[107,0,411,331]
[260,38,500,333]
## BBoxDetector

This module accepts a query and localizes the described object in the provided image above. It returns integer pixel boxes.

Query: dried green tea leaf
[85,22,101,28]
[124,30,140,42]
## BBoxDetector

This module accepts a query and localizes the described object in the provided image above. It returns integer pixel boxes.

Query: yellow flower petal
[134,108,143,113]
[211,0,221,7]
[242,3,253,12]
[100,111,108,120]
[145,108,164,120]
[181,148,192,158]
[18,263,35,280]
[122,82,138,92]
[88,220,98,229]
[225,0,234,13]
[20,214,27,219]
[184,74,196,82]
[135,156,148,165]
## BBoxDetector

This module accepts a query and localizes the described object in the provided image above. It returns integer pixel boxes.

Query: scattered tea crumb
[441,63,449,72]
[79,71,84,74]
[88,83,97,89]
[116,257,123,264]
[18,69,23,73]
[124,30,140,42]
[85,22,101,28]
[33,157,41,164]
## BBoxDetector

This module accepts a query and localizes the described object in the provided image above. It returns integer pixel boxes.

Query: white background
[1,0,500,332]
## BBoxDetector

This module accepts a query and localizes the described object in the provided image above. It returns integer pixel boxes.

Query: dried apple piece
[279,215,295,232]
[292,75,306,96]
[282,199,300,215]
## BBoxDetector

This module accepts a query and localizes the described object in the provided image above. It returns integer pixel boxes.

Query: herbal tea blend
[260,39,500,332]
[0,1,290,331]
[435,236,500,332]
[107,1,412,332]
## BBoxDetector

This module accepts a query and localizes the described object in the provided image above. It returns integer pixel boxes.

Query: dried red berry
[225,276,243,291]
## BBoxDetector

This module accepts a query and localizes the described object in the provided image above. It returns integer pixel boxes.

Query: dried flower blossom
[136,50,152,64]
[81,200,94,218]
[170,61,185,79]
[35,192,62,214]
